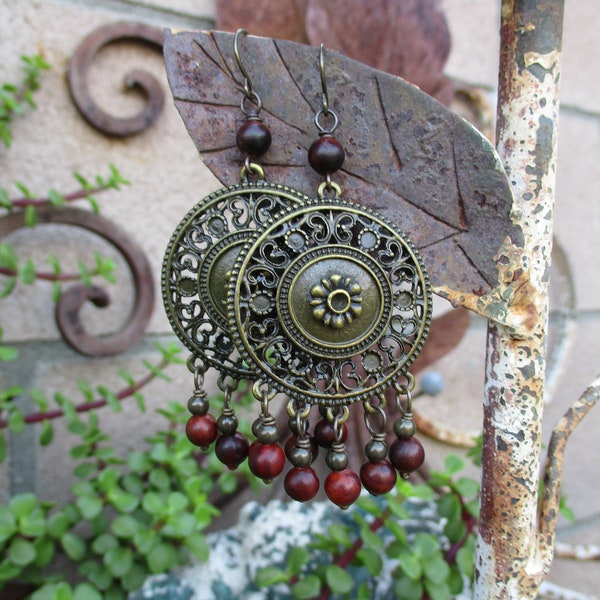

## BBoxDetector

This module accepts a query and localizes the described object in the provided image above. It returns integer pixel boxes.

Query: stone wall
[1,0,599,595]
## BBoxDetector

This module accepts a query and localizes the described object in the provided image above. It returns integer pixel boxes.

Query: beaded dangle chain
[162,29,309,473]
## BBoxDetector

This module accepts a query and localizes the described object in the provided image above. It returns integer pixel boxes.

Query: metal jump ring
[363,404,387,437]
[240,90,262,116]
[252,380,276,402]
[314,108,338,134]
[317,179,342,198]
[240,160,266,182]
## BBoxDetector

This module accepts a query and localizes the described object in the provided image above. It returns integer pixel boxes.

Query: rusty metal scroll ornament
[0,207,154,356]
[68,21,164,137]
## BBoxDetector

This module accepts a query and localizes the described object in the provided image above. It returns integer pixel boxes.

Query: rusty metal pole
[474,1,564,598]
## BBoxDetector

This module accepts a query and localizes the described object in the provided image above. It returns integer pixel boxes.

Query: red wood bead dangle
[186,413,218,451]
[284,467,320,502]
[324,469,361,509]
[314,418,349,449]
[389,436,425,475]
[308,134,345,175]
[236,117,272,158]
[360,460,397,496]
[215,431,250,470]
[248,441,285,483]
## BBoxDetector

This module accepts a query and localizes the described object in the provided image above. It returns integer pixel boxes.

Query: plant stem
[10,184,109,208]
[0,358,169,428]
[0,267,82,281]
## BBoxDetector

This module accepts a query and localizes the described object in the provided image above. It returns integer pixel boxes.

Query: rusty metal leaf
[163,30,523,325]
[216,0,452,105]
[216,0,309,43]
[304,0,453,105]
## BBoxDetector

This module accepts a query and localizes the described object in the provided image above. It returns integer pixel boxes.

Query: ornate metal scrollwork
[227,199,432,405]
[161,181,309,379]
[0,207,154,356]
[67,21,164,137]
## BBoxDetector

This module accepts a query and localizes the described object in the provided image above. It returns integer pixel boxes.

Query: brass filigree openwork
[227,199,432,405]
[161,181,308,379]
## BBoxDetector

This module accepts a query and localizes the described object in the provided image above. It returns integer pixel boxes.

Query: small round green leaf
[9,493,37,518]
[141,492,164,516]
[286,546,310,576]
[291,575,322,599]
[9,537,36,566]
[184,534,209,562]
[76,494,103,520]
[356,547,383,577]
[394,575,423,600]
[73,583,103,600]
[104,545,134,578]
[147,542,179,573]
[398,549,422,580]
[110,515,140,539]
[424,578,452,600]
[325,565,354,594]
[91,533,118,554]
[61,532,87,561]
[255,566,290,587]
[133,528,158,554]
[423,555,450,584]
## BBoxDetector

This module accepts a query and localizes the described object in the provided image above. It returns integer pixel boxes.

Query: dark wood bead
[314,419,349,449]
[360,460,397,496]
[236,119,272,157]
[248,441,285,483]
[325,469,361,509]
[308,135,345,175]
[185,414,218,450]
[215,431,249,470]
[284,467,320,502]
[389,436,425,474]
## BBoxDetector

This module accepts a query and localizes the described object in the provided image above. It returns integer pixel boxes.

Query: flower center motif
[309,274,363,329]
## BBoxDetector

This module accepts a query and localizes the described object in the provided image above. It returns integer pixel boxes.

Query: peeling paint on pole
[474,1,565,598]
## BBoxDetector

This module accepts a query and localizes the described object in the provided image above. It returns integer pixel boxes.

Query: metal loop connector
[240,90,262,116]
[394,376,415,415]
[317,179,342,198]
[252,380,276,402]
[240,160,266,182]
[186,353,207,375]
[314,108,339,135]
[363,404,387,437]
[217,374,239,392]
[286,398,311,420]
[325,405,350,425]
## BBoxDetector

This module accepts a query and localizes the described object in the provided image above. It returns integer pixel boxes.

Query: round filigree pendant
[161,181,308,379]
[228,199,432,404]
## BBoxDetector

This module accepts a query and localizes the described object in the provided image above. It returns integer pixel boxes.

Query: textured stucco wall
[1,0,599,595]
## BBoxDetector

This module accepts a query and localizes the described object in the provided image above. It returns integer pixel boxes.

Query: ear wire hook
[233,29,260,108]
[319,43,330,114]
[314,43,338,134]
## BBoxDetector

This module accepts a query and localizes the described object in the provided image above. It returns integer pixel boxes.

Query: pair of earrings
[162,30,432,509]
